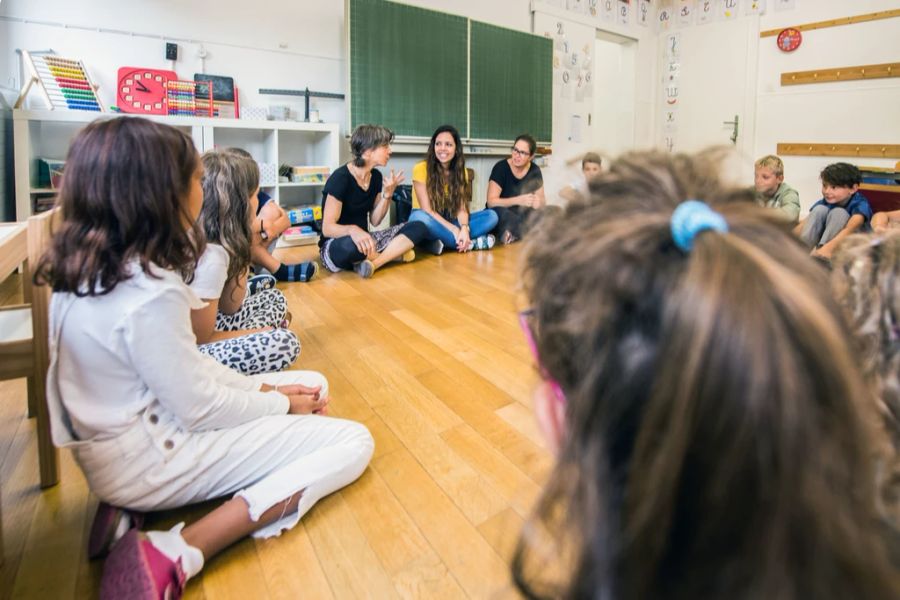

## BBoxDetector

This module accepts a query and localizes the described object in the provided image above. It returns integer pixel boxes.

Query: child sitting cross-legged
[37,117,374,599]
[795,162,873,260]
[190,150,300,374]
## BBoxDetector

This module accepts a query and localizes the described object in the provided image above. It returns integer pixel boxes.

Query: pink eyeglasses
[518,309,567,406]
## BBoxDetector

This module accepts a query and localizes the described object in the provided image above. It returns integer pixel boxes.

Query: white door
[593,33,637,157]
[663,17,756,155]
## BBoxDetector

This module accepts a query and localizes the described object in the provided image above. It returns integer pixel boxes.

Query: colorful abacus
[166,80,214,117]
[23,52,103,112]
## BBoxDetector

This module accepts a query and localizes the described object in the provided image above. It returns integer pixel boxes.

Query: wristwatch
[259,219,269,241]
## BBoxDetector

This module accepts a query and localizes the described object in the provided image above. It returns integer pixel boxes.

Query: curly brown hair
[35,117,203,295]
[513,149,899,600]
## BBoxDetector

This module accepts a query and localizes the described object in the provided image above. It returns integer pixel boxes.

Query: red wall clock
[117,67,177,114]
[776,28,802,52]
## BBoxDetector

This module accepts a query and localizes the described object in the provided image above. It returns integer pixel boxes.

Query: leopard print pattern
[198,328,300,375]
[216,288,288,331]
[320,224,407,273]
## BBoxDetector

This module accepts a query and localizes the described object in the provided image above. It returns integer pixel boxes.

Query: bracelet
[460,224,470,230]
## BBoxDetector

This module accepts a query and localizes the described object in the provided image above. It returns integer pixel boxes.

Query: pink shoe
[88,502,144,560]
[100,529,186,600]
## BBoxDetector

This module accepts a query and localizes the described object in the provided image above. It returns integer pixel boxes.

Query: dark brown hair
[350,124,394,167]
[514,149,899,600]
[35,117,203,295]
[425,124,471,216]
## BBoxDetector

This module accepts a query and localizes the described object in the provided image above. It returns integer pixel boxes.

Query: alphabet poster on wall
[657,1,674,31]
[745,0,766,15]
[720,0,740,20]
[677,0,693,27]
[637,0,652,26]
[697,0,715,24]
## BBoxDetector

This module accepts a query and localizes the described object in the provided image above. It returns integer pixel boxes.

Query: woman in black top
[487,133,546,244]
[319,125,427,278]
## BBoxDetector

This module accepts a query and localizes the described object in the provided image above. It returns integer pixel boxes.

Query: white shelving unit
[12,109,340,220]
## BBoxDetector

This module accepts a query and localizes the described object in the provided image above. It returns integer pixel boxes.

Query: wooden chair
[0,208,60,490]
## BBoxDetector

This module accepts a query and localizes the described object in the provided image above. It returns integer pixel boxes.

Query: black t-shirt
[489,159,543,198]
[319,164,383,246]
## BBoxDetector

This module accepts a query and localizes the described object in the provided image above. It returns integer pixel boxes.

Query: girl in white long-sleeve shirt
[36,117,374,600]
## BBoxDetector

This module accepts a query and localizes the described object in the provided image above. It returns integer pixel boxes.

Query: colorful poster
[618,0,631,25]
[696,0,715,24]
[637,0,653,26]
[745,0,766,15]
[719,0,740,20]
[677,0,693,27]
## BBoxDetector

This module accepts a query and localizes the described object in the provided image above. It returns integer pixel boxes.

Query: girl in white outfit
[36,117,374,600]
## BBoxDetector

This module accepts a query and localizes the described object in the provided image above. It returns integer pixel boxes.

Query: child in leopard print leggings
[189,151,300,374]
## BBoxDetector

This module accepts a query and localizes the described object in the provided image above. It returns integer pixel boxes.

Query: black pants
[491,206,537,240]
[320,221,428,272]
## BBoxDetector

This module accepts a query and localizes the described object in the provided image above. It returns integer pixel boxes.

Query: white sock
[145,522,205,580]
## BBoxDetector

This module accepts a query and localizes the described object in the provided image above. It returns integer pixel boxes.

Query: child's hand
[284,390,329,415]
[277,383,322,399]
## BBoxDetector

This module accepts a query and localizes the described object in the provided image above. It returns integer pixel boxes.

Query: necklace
[349,163,372,191]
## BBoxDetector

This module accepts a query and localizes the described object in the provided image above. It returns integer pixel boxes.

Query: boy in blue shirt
[794,162,872,260]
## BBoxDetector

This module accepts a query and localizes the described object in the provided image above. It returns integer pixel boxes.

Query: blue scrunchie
[670,200,728,252]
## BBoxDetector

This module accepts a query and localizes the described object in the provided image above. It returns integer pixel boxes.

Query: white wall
[653,0,900,213]
[532,1,658,202]
[0,0,532,132]
[754,0,900,213]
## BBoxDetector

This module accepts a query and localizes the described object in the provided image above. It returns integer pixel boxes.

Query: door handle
[723,115,739,145]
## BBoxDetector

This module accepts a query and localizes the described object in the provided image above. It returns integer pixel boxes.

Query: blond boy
[754,155,800,223]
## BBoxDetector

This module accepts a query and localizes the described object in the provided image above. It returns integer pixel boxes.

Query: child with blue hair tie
[512,150,898,600]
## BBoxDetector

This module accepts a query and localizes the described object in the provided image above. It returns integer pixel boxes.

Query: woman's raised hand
[382,169,406,198]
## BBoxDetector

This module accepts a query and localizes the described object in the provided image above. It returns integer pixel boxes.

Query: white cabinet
[12,110,340,220]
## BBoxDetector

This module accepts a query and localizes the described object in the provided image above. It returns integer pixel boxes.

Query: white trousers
[72,371,374,538]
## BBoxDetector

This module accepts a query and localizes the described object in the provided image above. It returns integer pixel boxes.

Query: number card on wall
[619,0,631,25]
[637,0,652,26]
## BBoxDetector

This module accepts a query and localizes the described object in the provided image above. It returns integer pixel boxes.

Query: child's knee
[270,329,301,363]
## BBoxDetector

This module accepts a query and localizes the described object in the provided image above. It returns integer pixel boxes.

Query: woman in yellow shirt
[408,125,498,254]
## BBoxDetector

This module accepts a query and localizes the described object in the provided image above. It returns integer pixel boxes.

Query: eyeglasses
[518,309,567,405]
[511,147,532,157]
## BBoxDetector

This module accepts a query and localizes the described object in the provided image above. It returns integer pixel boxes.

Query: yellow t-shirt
[410,160,469,210]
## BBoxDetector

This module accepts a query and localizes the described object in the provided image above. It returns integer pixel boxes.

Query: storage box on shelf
[13,109,340,220]
[860,165,900,213]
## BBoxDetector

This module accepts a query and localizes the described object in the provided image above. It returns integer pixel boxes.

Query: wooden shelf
[760,9,900,37]
[776,143,900,159]
[278,182,325,188]
[860,183,899,193]
[782,62,899,86]
[29,188,58,194]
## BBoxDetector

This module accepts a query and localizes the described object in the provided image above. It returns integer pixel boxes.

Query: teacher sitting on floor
[486,133,546,245]
[408,124,498,255]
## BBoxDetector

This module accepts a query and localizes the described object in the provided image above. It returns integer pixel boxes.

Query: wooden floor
[0,242,549,599]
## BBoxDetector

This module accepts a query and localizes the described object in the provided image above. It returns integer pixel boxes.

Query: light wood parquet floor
[0,242,548,599]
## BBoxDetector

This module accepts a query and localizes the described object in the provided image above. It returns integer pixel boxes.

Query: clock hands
[135,80,150,93]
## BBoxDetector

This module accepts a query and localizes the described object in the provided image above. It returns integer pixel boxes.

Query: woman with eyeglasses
[486,133,546,244]
[513,149,899,599]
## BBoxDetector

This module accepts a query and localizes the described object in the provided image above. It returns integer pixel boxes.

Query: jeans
[407,208,499,247]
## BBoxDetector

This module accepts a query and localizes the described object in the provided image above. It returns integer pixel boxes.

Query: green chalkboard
[469,22,552,143]
[349,0,468,138]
